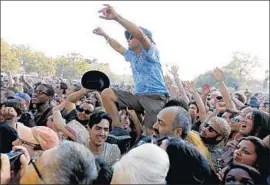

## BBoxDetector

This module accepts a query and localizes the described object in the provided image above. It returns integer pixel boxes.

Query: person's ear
[174,127,182,137]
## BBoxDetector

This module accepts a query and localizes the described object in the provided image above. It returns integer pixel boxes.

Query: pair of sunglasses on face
[19,138,43,151]
[34,90,49,96]
[127,35,134,41]
[76,105,92,115]
[203,123,220,135]
[230,117,243,123]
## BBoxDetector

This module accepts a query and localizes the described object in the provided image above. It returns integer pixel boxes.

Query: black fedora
[81,70,110,92]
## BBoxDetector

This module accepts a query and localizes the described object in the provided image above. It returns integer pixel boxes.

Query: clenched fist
[93,27,106,37]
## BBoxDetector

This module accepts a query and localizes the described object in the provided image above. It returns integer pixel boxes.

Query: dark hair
[165,137,219,184]
[73,84,82,92]
[60,82,68,94]
[164,99,189,112]
[33,82,42,89]
[223,163,265,184]
[92,158,113,184]
[238,136,270,179]
[36,83,55,97]
[88,111,112,130]
[250,110,270,139]
[3,99,25,116]
[188,100,199,113]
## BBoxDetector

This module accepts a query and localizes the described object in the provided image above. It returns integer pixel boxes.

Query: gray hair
[43,141,98,184]
[172,106,191,139]
[112,143,169,184]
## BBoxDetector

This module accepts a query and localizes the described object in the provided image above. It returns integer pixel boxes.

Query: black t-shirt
[18,112,36,127]
[33,107,53,126]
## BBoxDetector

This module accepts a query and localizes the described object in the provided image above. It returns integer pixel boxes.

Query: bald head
[154,106,191,139]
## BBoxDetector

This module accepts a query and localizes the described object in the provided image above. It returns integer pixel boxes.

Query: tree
[1,39,20,74]
[224,52,259,85]
[194,70,239,89]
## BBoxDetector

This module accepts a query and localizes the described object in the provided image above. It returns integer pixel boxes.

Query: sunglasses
[34,90,49,96]
[19,138,42,151]
[29,151,43,181]
[76,106,92,115]
[231,117,242,123]
[203,123,220,135]
[216,96,223,101]
[128,35,134,40]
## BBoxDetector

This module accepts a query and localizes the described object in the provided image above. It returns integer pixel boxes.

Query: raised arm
[213,67,236,109]
[93,27,126,55]
[126,108,142,140]
[231,95,245,110]
[65,88,91,114]
[201,84,211,107]
[98,4,151,51]
[7,72,13,88]
[186,81,207,122]
[169,65,190,104]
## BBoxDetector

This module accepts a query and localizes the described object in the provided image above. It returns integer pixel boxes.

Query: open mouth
[240,124,247,131]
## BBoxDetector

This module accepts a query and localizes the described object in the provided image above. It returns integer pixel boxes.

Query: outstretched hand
[186,81,196,93]
[202,84,211,95]
[169,65,179,77]
[213,67,224,82]
[98,4,119,20]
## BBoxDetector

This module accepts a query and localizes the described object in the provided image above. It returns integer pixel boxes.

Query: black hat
[81,70,110,92]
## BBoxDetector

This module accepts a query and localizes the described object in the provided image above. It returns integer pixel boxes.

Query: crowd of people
[1,4,269,185]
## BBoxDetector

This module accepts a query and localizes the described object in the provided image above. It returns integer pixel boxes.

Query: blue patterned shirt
[124,44,169,96]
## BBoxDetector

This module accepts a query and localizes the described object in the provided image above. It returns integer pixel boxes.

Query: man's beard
[201,135,222,145]
[75,116,88,128]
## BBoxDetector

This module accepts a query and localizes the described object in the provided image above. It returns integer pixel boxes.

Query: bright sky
[1,1,269,80]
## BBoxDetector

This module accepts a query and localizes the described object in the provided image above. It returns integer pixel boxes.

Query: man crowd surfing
[0,4,269,185]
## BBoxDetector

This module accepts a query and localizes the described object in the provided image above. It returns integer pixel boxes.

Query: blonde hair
[186,131,216,171]
[112,143,169,184]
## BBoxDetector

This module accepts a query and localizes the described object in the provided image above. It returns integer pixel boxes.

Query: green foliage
[194,52,260,89]
[224,52,259,81]
[1,39,20,74]
[1,39,117,81]
[194,70,239,88]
